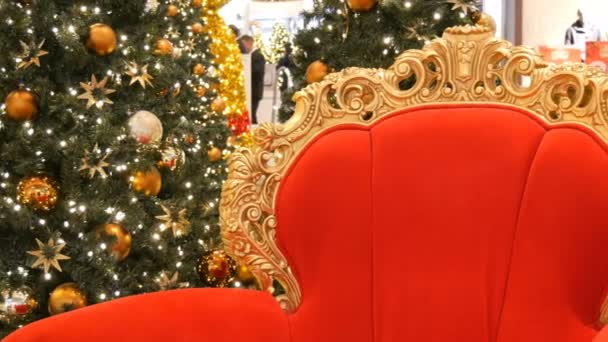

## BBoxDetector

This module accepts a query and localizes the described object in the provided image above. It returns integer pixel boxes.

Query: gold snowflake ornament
[125,62,154,89]
[77,75,116,109]
[17,39,49,69]
[446,0,477,14]
[405,19,427,40]
[27,238,70,273]
[156,205,191,237]
[79,144,111,179]
[182,39,196,53]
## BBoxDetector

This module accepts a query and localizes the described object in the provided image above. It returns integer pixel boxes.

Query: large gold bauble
[154,39,174,56]
[96,223,133,262]
[347,0,376,11]
[191,22,203,34]
[211,97,226,113]
[0,286,38,323]
[86,23,117,56]
[207,147,222,162]
[5,88,38,121]
[193,63,205,75]
[305,60,329,84]
[17,175,59,211]
[197,250,237,287]
[166,4,179,16]
[196,86,207,97]
[130,167,162,197]
[48,283,87,315]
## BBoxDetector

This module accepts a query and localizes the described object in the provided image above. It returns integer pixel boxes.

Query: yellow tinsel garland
[203,2,247,121]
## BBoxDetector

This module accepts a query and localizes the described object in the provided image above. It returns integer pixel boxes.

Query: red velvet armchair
[7,18,608,342]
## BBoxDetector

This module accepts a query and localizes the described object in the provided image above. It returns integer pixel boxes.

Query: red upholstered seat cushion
[276,104,608,342]
[3,288,289,342]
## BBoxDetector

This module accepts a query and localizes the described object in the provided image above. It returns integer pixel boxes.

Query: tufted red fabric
[276,104,608,342]
[7,104,608,342]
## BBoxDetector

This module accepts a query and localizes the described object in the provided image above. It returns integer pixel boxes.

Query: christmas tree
[0,0,237,336]
[267,23,291,64]
[278,0,479,122]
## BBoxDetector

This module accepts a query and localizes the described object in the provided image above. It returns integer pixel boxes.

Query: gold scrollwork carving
[220,17,608,312]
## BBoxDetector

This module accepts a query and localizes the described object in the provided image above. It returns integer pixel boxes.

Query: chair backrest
[220,17,608,341]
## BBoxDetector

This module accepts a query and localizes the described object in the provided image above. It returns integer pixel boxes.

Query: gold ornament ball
[184,135,195,145]
[96,223,133,262]
[196,86,207,97]
[347,0,376,11]
[17,175,59,211]
[0,286,38,323]
[5,88,38,121]
[191,0,202,7]
[236,265,256,285]
[166,4,179,16]
[207,147,222,162]
[204,0,229,9]
[154,39,174,56]
[306,60,329,84]
[48,283,87,316]
[473,12,497,32]
[197,250,237,287]
[86,23,117,56]
[193,63,205,75]
[191,22,203,34]
[211,97,226,113]
[130,167,162,197]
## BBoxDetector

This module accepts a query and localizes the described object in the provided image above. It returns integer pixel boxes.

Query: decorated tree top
[279,0,479,121]
[0,0,235,336]
[267,23,291,64]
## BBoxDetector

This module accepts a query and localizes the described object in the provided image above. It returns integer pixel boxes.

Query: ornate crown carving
[220,17,608,312]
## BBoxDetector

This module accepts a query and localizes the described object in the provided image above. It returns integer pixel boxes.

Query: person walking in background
[241,35,265,125]
[229,24,246,54]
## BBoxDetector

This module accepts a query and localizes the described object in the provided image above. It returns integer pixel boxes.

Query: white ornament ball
[128,111,163,145]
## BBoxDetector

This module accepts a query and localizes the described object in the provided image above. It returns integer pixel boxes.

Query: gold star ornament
[79,144,111,179]
[17,39,49,69]
[27,238,70,273]
[157,271,188,290]
[156,205,191,237]
[125,62,154,89]
[446,0,477,14]
[77,75,116,109]
[182,38,196,53]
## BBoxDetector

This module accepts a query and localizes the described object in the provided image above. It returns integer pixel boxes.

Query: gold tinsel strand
[203,2,247,122]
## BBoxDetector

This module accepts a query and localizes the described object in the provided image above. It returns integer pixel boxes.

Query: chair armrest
[4,288,289,342]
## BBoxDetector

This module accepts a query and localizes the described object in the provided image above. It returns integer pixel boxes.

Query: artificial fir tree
[267,23,291,64]
[253,28,270,62]
[0,0,239,336]
[279,0,479,121]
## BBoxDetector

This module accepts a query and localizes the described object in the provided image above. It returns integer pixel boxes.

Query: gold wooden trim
[220,17,608,313]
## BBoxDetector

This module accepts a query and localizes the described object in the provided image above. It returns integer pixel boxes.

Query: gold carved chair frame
[219,20,608,319]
